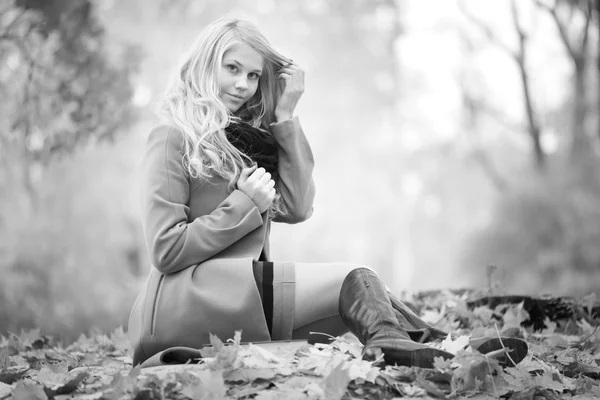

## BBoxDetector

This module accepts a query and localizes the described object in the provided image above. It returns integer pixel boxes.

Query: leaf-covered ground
[1,291,600,399]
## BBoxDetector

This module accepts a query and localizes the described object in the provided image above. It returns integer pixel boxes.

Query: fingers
[240,164,257,178]
[265,179,275,190]
[258,171,272,185]
[249,166,266,181]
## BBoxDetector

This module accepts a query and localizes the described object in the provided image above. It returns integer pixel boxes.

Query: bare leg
[292,262,374,338]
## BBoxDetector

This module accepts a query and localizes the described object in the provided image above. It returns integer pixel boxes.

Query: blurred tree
[457,29,511,193]
[458,0,600,295]
[534,0,595,164]
[0,0,140,211]
[458,0,546,170]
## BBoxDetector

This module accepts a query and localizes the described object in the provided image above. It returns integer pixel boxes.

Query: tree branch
[457,0,519,59]
[579,0,593,51]
[535,0,578,60]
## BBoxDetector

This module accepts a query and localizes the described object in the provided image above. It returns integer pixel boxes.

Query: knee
[346,264,377,276]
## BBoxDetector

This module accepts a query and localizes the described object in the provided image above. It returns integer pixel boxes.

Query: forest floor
[1,290,600,399]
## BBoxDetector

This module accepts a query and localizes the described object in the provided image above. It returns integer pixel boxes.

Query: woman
[127,18,527,369]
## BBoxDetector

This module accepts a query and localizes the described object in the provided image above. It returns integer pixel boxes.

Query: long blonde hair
[159,18,291,214]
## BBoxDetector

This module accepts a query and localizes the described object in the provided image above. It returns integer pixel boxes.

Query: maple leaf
[206,331,242,371]
[0,382,11,398]
[11,381,48,400]
[0,365,29,384]
[224,367,276,383]
[180,369,226,400]
[240,344,287,369]
[532,369,568,392]
[35,363,69,388]
[541,317,558,334]
[501,302,530,331]
[450,351,502,394]
[0,348,10,369]
[345,358,379,383]
[321,362,350,400]
[13,329,43,350]
[502,366,535,392]
[331,337,362,359]
[440,332,470,355]
[472,305,497,325]
[415,369,448,398]
[396,382,427,397]
[109,326,131,355]
[434,355,454,372]
[581,292,597,319]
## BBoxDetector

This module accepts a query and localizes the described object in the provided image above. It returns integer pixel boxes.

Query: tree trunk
[518,62,545,170]
[597,0,600,142]
[570,62,590,163]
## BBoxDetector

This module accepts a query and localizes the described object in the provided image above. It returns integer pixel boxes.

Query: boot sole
[474,337,528,366]
[383,347,454,369]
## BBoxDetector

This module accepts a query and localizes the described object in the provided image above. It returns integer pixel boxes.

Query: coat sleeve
[142,125,264,274]
[270,117,316,224]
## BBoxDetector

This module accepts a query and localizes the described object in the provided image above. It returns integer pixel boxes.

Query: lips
[228,93,244,101]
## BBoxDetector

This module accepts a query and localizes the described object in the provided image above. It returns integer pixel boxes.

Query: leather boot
[387,292,528,366]
[339,268,454,368]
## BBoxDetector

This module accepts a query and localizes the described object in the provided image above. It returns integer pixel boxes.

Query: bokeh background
[1,0,599,342]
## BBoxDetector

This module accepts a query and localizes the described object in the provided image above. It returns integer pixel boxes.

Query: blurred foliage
[0,0,140,340]
[463,159,600,296]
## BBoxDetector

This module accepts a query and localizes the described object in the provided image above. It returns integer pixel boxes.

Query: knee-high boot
[338,268,454,368]
[387,292,529,366]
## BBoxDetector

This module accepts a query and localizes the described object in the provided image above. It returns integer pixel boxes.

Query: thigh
[293,262,371,330]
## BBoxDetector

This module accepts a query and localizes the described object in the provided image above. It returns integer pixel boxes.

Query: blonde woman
[127,18,528,368]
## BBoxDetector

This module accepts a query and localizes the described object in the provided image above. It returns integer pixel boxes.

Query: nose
[234,75,248,90]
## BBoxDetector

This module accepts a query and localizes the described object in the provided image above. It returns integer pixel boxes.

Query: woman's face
[219,42,264,113]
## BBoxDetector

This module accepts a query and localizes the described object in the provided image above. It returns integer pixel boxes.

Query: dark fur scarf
[225,121,280,183]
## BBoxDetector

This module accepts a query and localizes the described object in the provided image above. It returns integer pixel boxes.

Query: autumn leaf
[180,369,227,400]
[224,367,276,383]
[11,381,48,400]
[415,369,447,398]
[35,363,70,388]
[0,365,29,384]
[109,326,131,355]
[321,362,350,400]
[0,382,11,398]
[440,332,470,354]
[501,302,530,331]
[205,331,242,371]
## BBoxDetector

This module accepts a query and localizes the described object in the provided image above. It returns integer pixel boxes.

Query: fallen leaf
[415,369,447,398]
[0,381,11,398]
[11,381,48,400]
[224,367,276,383]
[440,332,470,355]
[0,366,29,384]
[109,327,131,354]
[501,302,530,330]
[321,362,350,400]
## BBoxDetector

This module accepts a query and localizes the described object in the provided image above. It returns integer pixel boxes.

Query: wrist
[274,111,293,123]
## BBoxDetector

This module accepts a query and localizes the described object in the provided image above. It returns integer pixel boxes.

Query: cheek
[250,81,260,96]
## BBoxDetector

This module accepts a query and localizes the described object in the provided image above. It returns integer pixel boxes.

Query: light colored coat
[127,117,315,365]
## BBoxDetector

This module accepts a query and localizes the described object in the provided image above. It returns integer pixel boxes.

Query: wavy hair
[158,18,291,216]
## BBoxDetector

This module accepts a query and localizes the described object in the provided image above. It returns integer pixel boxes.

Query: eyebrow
[226,59,263,74]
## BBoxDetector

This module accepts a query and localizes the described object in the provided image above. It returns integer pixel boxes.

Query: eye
[226,64,237,73]
[248,72,260,80]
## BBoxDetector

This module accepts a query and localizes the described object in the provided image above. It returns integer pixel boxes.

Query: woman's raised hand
[237,165,276,214]
[274,62,305,122]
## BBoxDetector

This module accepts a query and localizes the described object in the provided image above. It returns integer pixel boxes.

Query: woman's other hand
[274,62,304,122]
[237,165,276,213]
